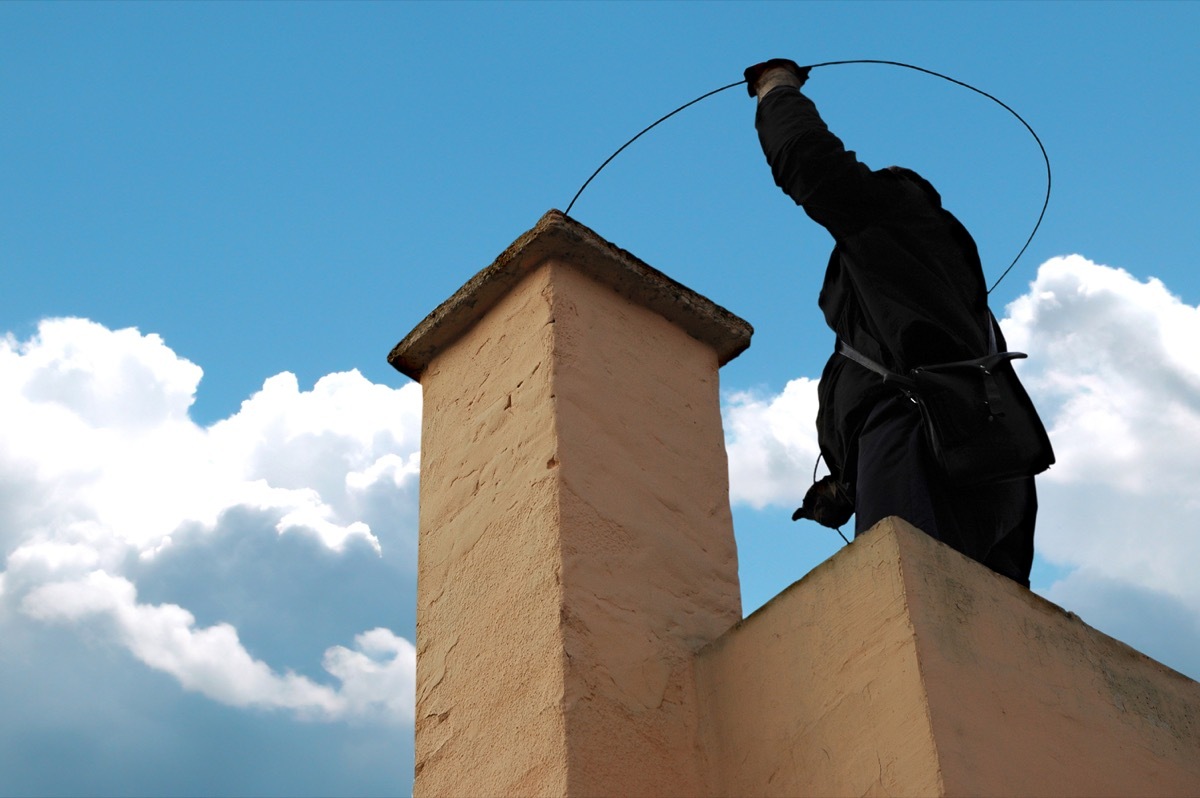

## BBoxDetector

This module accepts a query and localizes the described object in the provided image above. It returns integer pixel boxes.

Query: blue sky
[3,2,1199,796]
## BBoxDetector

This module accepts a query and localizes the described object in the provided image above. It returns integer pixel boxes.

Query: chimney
[390,210,751,796]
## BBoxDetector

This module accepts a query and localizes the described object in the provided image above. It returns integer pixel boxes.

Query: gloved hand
[743,58,811,98]
[792,475,854,529]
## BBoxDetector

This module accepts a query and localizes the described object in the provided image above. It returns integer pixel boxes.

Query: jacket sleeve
[755,86,899,240]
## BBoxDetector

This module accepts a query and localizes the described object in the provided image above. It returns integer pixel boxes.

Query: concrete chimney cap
[388,209,754,381]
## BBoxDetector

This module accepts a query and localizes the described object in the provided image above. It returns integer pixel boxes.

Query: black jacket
[756,86,1004,486]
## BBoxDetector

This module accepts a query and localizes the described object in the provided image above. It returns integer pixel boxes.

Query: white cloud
[0,318,422,558]
[723,377,822,509]
[1003,256,1200,497]
[323,627,417,723]
[0,318,422,722]
[10,317,202,430]
[21,570,415,722]
[1000,255,1200,607]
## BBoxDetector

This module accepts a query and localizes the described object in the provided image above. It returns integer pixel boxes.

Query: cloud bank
[4,254,1199,737]
[0,318,421,723]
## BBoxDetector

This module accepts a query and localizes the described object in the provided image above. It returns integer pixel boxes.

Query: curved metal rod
[564,60,1051,294]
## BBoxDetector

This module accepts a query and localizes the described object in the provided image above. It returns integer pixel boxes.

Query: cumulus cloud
[1,320,422,558]
[21,570,414,722]
[1001,256,1200,609]
[721,255,1200,679]
[1003,256,1200,496]
[0,318,421,722]
[723,377,822,509]
[324,627,418,723]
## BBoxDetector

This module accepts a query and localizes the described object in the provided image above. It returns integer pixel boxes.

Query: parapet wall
[391,211,1200,797]
[697,516,1200,797]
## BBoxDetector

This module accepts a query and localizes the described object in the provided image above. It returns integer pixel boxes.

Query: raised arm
[749,63,907,240]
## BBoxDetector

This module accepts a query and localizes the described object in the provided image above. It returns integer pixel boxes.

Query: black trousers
[854,396,1037,587]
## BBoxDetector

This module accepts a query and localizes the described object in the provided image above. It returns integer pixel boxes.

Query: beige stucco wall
[552,263,741,795]
[695,518,944,797]
[413,263,568,796]
[902,521,1200,797]
[697,516,1200,797]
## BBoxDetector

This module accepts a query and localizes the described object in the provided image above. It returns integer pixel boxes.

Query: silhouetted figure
[746,59,1040,586]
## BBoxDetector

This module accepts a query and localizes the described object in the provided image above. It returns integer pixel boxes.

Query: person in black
[746,59,1038,587]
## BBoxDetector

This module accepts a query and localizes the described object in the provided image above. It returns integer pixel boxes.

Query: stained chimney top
[387,210,753,381]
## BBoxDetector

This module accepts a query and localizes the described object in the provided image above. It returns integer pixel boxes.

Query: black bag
[838,333,1055,487]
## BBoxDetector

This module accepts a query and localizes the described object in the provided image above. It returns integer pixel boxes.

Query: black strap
[835,339,917,392]
[839,308,998,384]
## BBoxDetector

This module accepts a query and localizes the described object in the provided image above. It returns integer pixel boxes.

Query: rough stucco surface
[411,260,742,797]
[414,264,568,797]
[695,518,944,798]
[696,517,1200,797]
[898,524,1200,797]
[551,263,741,796]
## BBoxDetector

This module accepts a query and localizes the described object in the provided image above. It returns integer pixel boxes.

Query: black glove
[743,58,811,98]
[792,475,854,529]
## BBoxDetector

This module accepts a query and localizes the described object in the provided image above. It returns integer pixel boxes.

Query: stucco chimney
[390,210,752,797]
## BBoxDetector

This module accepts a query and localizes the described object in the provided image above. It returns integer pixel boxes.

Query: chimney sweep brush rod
[564,60,1051,295]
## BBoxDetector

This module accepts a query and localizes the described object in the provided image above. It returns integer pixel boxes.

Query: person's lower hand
[792,475,854,529]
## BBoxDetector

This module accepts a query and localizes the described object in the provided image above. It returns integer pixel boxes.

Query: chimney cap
[388,210,753,381]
